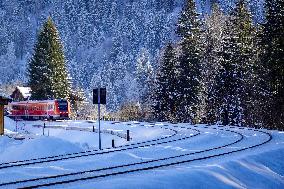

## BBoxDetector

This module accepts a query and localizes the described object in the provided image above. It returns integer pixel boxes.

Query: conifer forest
[0,0,283,129]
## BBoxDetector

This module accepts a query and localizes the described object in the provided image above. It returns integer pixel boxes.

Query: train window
[58,100,68,111]
[48,104,53,110]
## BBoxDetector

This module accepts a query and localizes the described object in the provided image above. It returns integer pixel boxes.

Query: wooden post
[0,105,4,135]
[43,123,45,136]
[127,130,130,141]
[112,139,115,148]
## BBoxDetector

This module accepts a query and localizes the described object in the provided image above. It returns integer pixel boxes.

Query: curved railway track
[0,125,272,189]
[0,123,199,169]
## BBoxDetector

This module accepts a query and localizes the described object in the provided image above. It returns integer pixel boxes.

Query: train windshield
[58,100,68,111]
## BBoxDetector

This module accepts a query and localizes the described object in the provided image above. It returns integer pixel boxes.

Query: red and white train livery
[9,99,70,120]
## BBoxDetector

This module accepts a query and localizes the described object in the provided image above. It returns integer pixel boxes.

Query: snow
[0,117,283,188]
[62,131,284,189]
[16,86,31,99]
[3,117,15,131]
[0,136,82,162]
[75,147,283,189]
[1,118,172,161]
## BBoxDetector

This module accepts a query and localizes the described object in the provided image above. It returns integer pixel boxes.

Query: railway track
[0,125,271,188]
[0,123,199,170]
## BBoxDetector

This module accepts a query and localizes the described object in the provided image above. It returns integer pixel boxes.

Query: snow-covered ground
[1,117,172,162]
[0,117,283,189]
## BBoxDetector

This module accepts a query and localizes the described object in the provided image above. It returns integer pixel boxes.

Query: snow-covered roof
[16,86,31,99]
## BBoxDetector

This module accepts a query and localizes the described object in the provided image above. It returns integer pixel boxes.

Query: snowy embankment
[0,117,172,162]
[84,147,283,189]
[65,130,284,189]
[0,117,283,189]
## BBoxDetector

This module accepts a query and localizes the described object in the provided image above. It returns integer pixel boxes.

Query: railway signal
[93,88,106,104]
[93,87,106,150]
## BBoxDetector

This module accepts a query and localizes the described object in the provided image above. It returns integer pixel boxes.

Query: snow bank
[0,136,82,162]
[4,116,16,131]
[1,119,283,188]
[69,147,284,189]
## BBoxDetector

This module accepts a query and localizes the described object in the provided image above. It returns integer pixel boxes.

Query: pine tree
[202,3,226,124]
[215,0,257,126]
[0,42,18,84]
[28,17,70,100]
[261,0,284,129]
[250,25,271,127]
[135,48,152,104]
[176,0,202,123]
[153,43,178,121]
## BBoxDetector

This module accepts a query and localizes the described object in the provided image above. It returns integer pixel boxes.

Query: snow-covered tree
[202,3,226,124]
[27,17,70,100]
[0,42,18,84]
[135,48,153,104]
[214,0,258,126]
[153,43,178,121]
[176,0,203,123]
[261,0,284,129]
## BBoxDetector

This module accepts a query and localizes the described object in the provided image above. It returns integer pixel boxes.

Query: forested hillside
[0,0,264,112]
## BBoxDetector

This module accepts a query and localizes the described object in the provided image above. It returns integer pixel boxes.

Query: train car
[8,99,70,120]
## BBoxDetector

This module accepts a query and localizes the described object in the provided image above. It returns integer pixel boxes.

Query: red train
[8,99,71,120]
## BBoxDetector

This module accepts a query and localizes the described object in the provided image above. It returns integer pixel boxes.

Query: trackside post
[112,139,115,148]
[127,130,130,141]
[43,123,45,136]
[93,87,106,150]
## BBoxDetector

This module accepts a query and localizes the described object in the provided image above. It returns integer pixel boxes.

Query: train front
[55,99,70,119]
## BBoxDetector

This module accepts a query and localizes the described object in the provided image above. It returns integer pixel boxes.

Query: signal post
[93,87,106,150]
